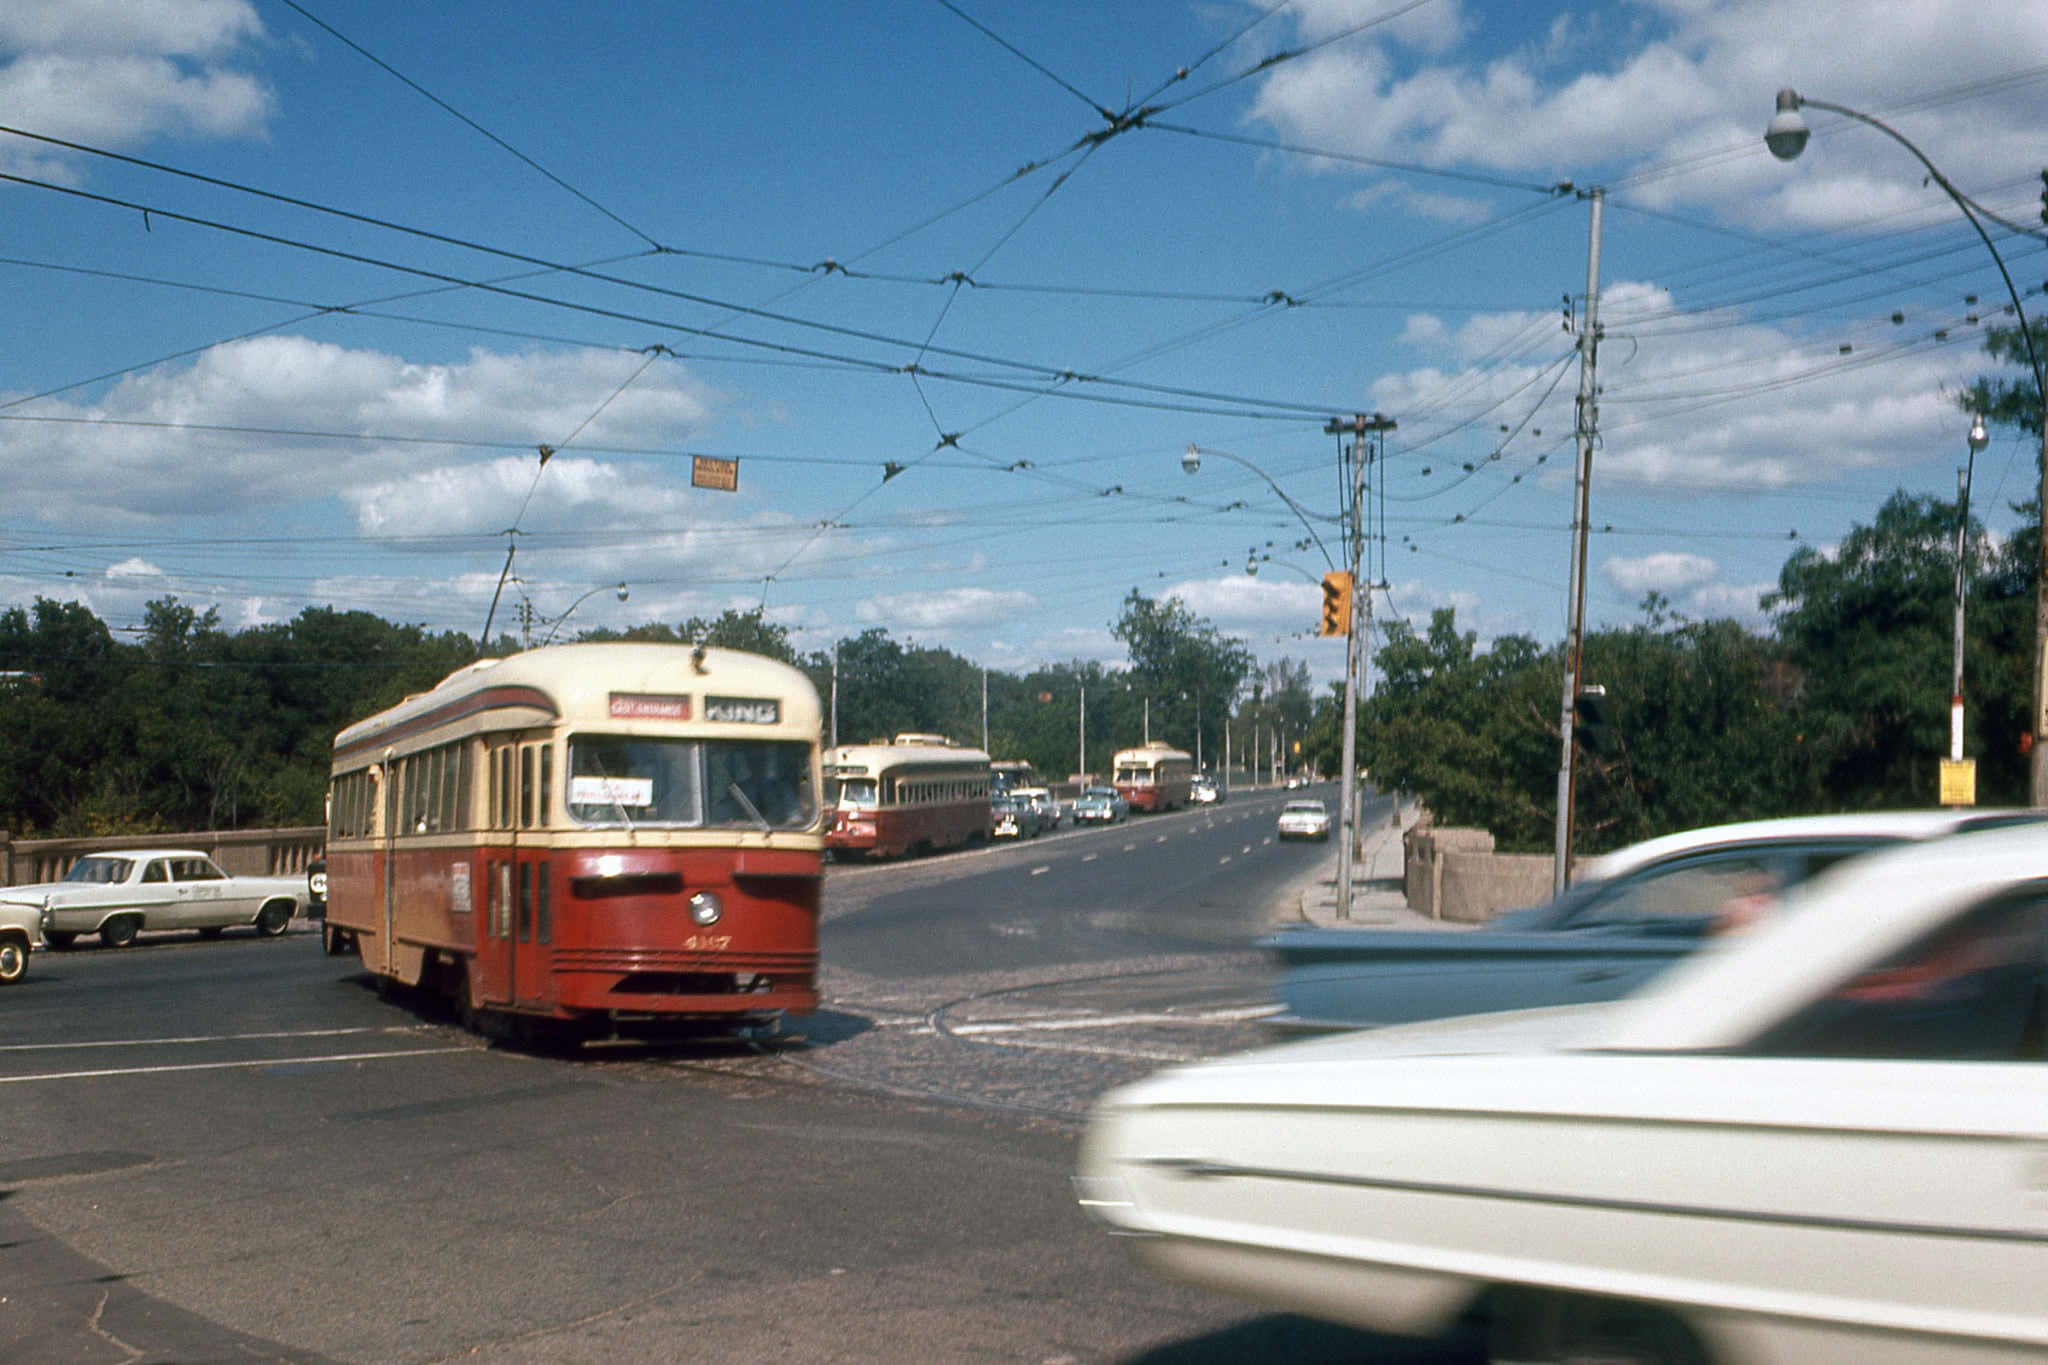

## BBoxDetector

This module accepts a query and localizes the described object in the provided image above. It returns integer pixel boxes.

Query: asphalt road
[0,784,1472,1364]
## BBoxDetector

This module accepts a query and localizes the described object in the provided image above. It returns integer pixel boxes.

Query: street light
[541,582,629,646]
[1767,88,2048,803]
[1184,422,1394,919]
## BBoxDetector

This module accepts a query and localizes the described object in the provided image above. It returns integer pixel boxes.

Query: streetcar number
[683,934,732,951]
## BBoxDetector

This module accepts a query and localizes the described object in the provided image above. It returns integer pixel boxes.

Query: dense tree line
[0,591,1259,838]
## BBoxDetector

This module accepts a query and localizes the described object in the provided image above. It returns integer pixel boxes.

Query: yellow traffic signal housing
[1319,571,1353,637]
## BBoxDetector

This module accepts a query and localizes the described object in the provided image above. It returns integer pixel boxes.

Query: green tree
[1110,590,1253,766]
[1766,490,2028,806]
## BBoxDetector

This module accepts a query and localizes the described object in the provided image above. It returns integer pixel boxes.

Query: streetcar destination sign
[705,696,780,724]
[609,692,690,720]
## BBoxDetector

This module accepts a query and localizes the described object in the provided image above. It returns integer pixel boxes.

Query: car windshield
[63,856,133,884]
[1086,787,1117,798]
[1285,801,1324,813]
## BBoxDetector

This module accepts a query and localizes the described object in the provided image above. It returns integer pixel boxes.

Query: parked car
[1013,786,1063,829]
[1072,786,1129,825]
[0,849,308,949]
[1078,825,2048,1363]
[1265,808,2048,1032]
[1275,799,1331,841]
[0,895,45,984]
[990,794,1042,840]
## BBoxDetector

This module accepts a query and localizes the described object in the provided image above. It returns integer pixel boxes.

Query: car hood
[0,879,69,905]
[1100,1002,1613,1113]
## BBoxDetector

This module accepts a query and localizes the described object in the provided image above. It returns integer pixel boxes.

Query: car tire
[0,936,27,984]
[100,915,140,949]
[255,901,293,937]
[43,930,76,951]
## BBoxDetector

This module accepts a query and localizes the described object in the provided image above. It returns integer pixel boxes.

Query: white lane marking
[950,1006,1280,1035]
[1218,856,1232,864]
[1155,836,1169,844]
[1081,853,1098,862]
[1121,844,1136,852]
[1242,845,1253,854]
[0,1046,476,1085]
[0,1026,419,1054]
[1030,866,1050,876]
[969,1037,1195,1063]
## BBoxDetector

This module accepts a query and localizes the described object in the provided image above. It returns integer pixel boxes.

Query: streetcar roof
[334,643,822,759]
[826,739,991,770]
[1111,742,1192,764]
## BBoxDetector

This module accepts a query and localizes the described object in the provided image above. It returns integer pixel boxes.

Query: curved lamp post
[541,582,629,646]
[1768,89,2048,804]
[1183,444,1338,571]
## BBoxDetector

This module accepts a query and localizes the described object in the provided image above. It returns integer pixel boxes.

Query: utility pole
[1326,413,1395,919]
[1554,188,1605,895]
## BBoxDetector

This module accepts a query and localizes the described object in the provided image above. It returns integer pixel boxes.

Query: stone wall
[0,827,325,887]
[1403,818,1556,922]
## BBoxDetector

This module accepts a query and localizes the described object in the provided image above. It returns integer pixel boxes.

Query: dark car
[990,794,1041,840]
[1264,809,2048,1032]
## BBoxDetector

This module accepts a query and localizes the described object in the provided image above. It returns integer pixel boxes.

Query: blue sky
[2,0,2044,689]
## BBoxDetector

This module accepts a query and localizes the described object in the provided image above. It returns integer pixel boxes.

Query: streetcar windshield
[567,736,815,830]
[834,777,878,809]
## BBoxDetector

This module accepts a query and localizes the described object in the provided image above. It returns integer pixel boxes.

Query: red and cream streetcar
[323,643,823,1042]
[824,734,991,859]
[1112,741,1195,813]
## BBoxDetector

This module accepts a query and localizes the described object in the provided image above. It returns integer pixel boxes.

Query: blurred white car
[1078,826,2048,1364]
[0,895,44,984]
[1275,799,1330,841]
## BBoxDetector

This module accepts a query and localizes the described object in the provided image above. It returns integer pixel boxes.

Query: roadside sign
[1939,758,1977,807]
[692,455,739,492]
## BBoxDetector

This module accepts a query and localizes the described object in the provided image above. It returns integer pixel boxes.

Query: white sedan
[1275,799,1331,841]
[2,849,307,949]
[1078,826,2048,1364]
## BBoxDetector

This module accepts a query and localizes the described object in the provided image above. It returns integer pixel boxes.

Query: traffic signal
[1319,572,1353,637]
[1574,685,1619,756]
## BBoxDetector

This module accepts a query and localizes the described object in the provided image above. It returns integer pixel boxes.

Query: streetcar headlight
[688,891,723,926]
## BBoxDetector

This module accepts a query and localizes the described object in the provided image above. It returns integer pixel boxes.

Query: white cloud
[0,1,270,167]
[1603,551,1718,594]
[854,587,1036,630]
[1246,0,2048,229]
[0,337,721,527]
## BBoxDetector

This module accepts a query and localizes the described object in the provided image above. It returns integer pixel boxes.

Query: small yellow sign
[1939,757,1977,807]
[692,455,739,492]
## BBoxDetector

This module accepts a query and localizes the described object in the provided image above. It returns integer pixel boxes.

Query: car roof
[78,849,211,861]
[1595,823,2048,1052]
[1578,809,2047,883]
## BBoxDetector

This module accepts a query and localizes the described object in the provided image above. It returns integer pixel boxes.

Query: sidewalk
[1283,798,1462,931]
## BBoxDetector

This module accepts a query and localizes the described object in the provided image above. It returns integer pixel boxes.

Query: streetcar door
[473,740,520,1007]
[510,739,554,1006]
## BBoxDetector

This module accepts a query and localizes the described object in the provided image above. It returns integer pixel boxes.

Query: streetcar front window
[834,778,878,809]
[568,737,701,825]
[705,741,815,830]
[567,736,815,830]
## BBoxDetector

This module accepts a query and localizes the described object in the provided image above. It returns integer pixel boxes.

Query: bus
[825,734,991,859]
[1113,741,1195,813]
[323,643,824,1043]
